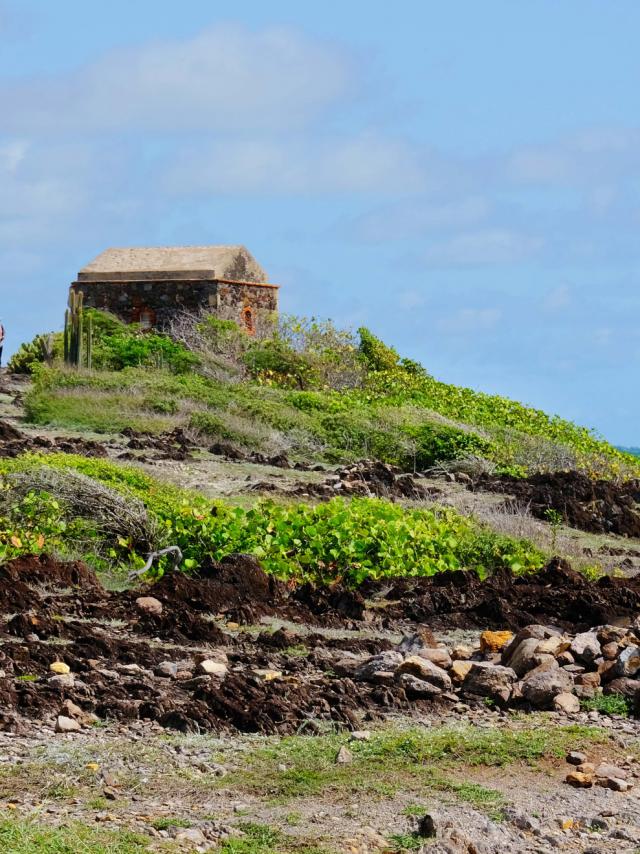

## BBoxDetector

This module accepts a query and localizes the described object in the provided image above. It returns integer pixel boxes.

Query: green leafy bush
[0,454,545,583]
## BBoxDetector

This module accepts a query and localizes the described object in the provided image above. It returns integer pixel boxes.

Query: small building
[70,245,278,333]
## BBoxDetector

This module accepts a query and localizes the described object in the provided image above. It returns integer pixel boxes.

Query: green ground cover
[0,453,544,582]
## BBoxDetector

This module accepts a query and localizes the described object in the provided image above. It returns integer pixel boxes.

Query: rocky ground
[2,553,640,851]
[3,373,640,851]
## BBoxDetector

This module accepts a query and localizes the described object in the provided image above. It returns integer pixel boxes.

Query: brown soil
[4,552,640,735]
[0,419,108,459]
[474,470,640,537]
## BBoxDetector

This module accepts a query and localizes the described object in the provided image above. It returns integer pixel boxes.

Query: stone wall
[70,279,278,331]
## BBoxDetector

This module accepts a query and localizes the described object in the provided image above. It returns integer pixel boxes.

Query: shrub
[8,333,62,374]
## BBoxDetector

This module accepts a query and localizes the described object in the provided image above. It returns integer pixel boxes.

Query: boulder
[197,660,228,677]
[566,771,593,788]
[451,661,473,682]
[135,596,163,618]
[461,662,517,705]
[553,692,580,714]
[503,638,543,676]
[521,667,574,709]
[480,630,513,653]
[397,672,442,699]
[616,645,640,678]
[605,677,640,698]
[570,631,601,665]
[566,751,587,765]
[49,661,70,675]
[396,656,452,691]
[55,715,81,734]
[356,651,403,683]
[503,625,559,660]
[407,647,452,669]
[536,636,571,657]
[601,642,619,661]
[595,762,627,780]
[451,644,474,660]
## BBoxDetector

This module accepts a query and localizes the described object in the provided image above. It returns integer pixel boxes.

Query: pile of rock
[354,621,640,714]
[565,751,634,791]
[301,460,439,501]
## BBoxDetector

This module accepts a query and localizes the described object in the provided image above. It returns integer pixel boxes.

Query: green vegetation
[0,453,543,581]
[16,309,637,478]
[233,723,607,803]
[581,693,632,717]
[0,819,150,854]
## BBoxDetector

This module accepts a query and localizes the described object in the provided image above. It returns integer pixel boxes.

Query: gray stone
[396,656,452,691]
[397,672,442,699]
[55,715,81,733]
[566,751,587,765]
[570,631,601,665]
[605,677,640,698]
[461,662,517,704]
[356,651,403,682]
[154,661,178,678]
[522,667,574,709]
[595,762,627,780]
[48,674,75,689]
[197,660,228,677]
[335,745,353,764]
[616,645,640,678]
[554,692,580,713]
[503,638,543,676]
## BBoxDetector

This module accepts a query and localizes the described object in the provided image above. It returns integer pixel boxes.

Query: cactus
[65,289,93,369]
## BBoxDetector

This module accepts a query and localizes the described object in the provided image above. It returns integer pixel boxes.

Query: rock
[407,647,452,669]
[557,651,575,666]
[502,638,542,676]
[451,644,474,661]
[253,669,282,681]
[460,662,517,705]
[576,672,601,689]
[566,771,593,788]
[605,677,640,698]
[396,656,452,691]
[197,660,228,677]
[397,672,442,699]
[335,746,353,764]
[571,631,601,665]
[154,661,178,678]
[616,645,640,678]
[605,777,633,792]
[49,661,70,675]
[601,642,620,661]
[597,625,628,645]
[135,596,163,617]
[48,674,75,689]
[59,699,99,727]
[417,814,437,838]
[554,692,580,713]
[566,751,587,765]
[595,763,627,780]
[480,630,513,652]
[536,636,571,656]
[350,730,371,741]
[503,625,558,660]
[55,715,81,734]
[451,661,473,682]
[356,651,403,683]
[576,762,595,774]
[174,828,206,845]
[398,629,438,653]
[522,667,574,709]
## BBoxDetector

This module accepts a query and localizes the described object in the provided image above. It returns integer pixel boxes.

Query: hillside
[2,312,640,853]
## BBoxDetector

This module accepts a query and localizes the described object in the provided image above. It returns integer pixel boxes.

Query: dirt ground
[3,373,640,851]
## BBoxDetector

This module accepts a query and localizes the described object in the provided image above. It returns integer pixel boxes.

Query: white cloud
[165,133,425,195]
[437,307,503,335]
[0,24,353,134]
[348,196,490,241]
[422,229,543,267]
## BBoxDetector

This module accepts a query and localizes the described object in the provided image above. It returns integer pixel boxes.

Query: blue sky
[1,0,638,443]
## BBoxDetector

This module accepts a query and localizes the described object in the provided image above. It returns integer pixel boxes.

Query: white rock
[55,715,81,733]
[198,660,228,677]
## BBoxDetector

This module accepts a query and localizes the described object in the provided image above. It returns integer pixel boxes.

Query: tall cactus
[65,290,93,369]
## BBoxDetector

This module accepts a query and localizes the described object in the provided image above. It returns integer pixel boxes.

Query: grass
[581,693,632,717]
[228,723,609,805]
[0,819,151,854]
